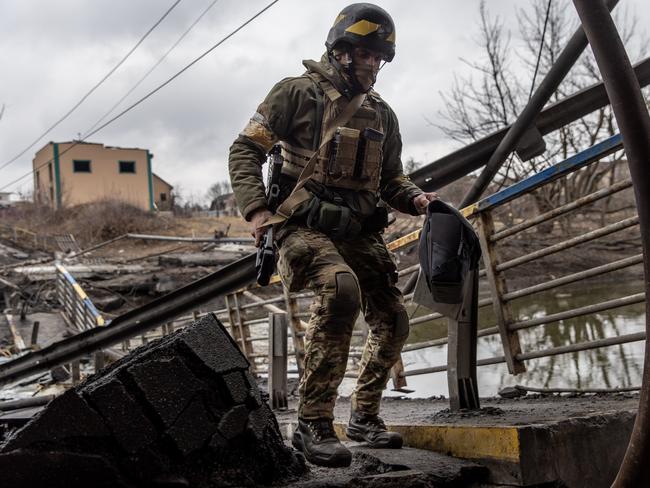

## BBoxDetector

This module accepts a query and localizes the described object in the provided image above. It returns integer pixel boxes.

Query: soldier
[229,3,437,468]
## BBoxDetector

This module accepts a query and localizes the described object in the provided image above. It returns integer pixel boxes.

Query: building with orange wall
[33,141,172,211]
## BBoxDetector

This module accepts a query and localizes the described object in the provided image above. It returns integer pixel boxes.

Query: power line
[0,0,281,193]
[0,0,183,173]
[83,0,220,138]
[528,0,553,101]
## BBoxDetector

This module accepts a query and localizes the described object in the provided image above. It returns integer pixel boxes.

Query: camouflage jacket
[228,55,424,221]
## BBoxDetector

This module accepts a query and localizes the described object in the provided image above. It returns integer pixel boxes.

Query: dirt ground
[274,392,640,428]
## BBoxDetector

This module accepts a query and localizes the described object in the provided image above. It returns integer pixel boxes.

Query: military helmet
[326,3,396,62]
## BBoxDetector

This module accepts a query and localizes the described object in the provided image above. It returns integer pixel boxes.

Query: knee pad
[333,271,361,316]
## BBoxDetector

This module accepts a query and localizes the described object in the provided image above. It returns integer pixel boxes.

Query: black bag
[418,200,481,304]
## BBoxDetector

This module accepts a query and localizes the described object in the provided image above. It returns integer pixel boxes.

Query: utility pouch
[354,127,383,186]
[305,196,361,239]
[327,127,360,184]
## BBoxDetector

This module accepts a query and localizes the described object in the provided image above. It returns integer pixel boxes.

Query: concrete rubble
[0,314,306,487]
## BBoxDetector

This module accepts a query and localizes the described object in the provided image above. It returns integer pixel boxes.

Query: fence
[55,263,105,332]
[0,223,54,250]
[172,131,642,403]
[47,133,643,403]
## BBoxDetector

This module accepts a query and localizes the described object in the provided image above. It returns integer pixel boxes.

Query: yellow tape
[387,229,421,251]
[345,19,380,36]
[72,283,88,300]
[461,203,479,219]
[333,13,346,25]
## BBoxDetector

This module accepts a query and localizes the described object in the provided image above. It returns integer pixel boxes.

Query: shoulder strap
[264,92,366,228]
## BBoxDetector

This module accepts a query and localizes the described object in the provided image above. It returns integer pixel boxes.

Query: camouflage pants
[277,226,410,420]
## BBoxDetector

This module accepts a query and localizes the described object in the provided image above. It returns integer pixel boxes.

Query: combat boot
[346,411,403,448]
[292,418,352,468]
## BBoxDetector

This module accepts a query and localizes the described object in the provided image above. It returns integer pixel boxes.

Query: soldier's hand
[250,209,273,246]
[413,192,438,214]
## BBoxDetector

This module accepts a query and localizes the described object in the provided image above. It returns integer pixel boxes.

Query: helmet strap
[330,46,375,94]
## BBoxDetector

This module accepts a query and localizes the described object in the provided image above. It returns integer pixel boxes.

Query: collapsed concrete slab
[0,313,305,487]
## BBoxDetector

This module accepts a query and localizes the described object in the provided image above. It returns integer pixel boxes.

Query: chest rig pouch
[279,73,385,238]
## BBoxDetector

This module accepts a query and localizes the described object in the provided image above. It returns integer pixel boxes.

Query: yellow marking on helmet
[345,19,380,36]
[386,31,396,43]
[334,13,346,25]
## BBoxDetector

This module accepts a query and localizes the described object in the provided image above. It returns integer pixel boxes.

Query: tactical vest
[279,72,384,193]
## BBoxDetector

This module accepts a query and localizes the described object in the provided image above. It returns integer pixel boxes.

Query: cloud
[1,0,648,200]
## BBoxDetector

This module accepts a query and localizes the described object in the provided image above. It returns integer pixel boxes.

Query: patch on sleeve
[240,112,277,152]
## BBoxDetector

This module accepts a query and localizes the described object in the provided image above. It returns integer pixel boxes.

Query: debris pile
[0,314,305,487]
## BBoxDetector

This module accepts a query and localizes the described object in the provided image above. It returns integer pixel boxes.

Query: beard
[353,65,378,92]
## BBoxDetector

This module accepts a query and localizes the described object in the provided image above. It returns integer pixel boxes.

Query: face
[351,47,385,73]
[349,47,386,91]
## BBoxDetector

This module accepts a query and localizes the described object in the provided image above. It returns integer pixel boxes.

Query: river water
[390,279,646,398]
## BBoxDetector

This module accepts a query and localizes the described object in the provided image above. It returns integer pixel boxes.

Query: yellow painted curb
[333,423,520,463]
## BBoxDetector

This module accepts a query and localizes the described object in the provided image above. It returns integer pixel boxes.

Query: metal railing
[55,262,105,332]
[198,132,642,397]
[64,129,637,405]
[398,133,643,380]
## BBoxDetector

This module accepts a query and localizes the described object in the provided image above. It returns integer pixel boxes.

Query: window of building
[36,171,40,189]
[160,192,167,202]
[73,160,91,173]
[119,161,136,174]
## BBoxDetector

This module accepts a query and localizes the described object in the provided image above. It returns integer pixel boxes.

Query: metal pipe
[518,332,646,361]
[510,293,645,331]
[492,178,633,241]
[571,2,650,485]
[403,291,645,353]
[409,57,650,192]
[403,330,645,377]
[504,254,643,302]
[496,216,639,272]
[0,253,258,385]
[0,395,56,412]
[402,325,498,353]
[460,0,619,207]
[125,233,255,244]
[242,290,310,330]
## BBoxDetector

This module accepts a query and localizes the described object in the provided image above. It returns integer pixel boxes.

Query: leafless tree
[206,180,232,203]
[437,0,648,219]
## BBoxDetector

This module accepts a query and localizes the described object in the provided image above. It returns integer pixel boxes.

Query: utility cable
[83,0,219,138]
[0,0,280,192]
[0,0,183,172]
[528,0,553,100]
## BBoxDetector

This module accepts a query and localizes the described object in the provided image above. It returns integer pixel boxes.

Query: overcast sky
[1,0,648,203]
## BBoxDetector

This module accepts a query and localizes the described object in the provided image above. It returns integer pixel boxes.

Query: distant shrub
[55,200,168,243]
[3,199,170,246]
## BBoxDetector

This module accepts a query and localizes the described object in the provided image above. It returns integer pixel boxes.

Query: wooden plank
[233,293,254,358]
[5,313,26,352]
[225,294,246,356]
[389,356,413,393]
[476,213,526,374]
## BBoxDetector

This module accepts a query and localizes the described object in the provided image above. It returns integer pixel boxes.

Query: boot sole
[346,426,403,449]
[292,430,352,468]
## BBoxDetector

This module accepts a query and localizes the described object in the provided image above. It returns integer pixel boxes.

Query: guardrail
[189,131,641,400]
[55,262,105,331]
[0,223,53,250]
